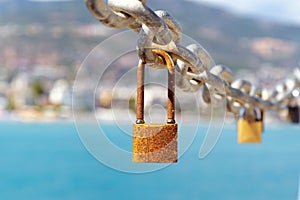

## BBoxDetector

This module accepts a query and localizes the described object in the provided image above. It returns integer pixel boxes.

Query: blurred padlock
[288,105,299,123]
[287,94,299,123]
[237,107,262,143]
[132,50,178,163]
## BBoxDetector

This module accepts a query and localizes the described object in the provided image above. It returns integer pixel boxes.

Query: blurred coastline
[0,0,300,122]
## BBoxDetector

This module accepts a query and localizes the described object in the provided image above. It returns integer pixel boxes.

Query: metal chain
[85,0,300,118]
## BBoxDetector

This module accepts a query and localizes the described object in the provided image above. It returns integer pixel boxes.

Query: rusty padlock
[237,107,263,143]
[132,50,178,163]
[288,105,300,123]
[287,96,300,123]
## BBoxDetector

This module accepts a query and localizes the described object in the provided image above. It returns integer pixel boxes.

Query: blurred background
[1,1,300,200]
[0,0,300,121]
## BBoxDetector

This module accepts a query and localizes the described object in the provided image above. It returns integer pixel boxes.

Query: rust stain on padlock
[133,124,177,163]
[132,50,178,163]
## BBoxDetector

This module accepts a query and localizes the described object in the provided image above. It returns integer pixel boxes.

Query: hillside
[149,0,300,71]
[0,0,300,77]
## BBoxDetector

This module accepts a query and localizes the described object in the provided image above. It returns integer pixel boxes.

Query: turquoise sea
[0,122,300,200]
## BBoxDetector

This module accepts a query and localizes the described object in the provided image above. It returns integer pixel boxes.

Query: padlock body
[238,119,262,143]
[132,123,178,163]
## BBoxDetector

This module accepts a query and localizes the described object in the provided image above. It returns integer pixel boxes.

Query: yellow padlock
[237,107,262,143]
[132,50,178,163]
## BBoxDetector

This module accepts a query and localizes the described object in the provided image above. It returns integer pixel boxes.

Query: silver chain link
[85,0,300,118]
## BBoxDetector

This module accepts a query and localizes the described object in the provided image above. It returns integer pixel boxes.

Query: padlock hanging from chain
[237,107,263,143]
[132,50,178,163]
[287,96,300,123]
[288,105,300,123]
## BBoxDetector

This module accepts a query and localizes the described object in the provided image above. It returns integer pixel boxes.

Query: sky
[0,0,73,1]
[189,0,300,25]
[0,0,297,25]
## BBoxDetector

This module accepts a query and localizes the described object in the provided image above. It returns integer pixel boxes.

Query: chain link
[85,0,300,118]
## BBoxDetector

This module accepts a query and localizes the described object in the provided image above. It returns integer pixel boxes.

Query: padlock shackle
[136,50,176,124]
[239,107,263,122]
[136,60,145,124]
[254,107,262,121]
[239,107,246,119]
